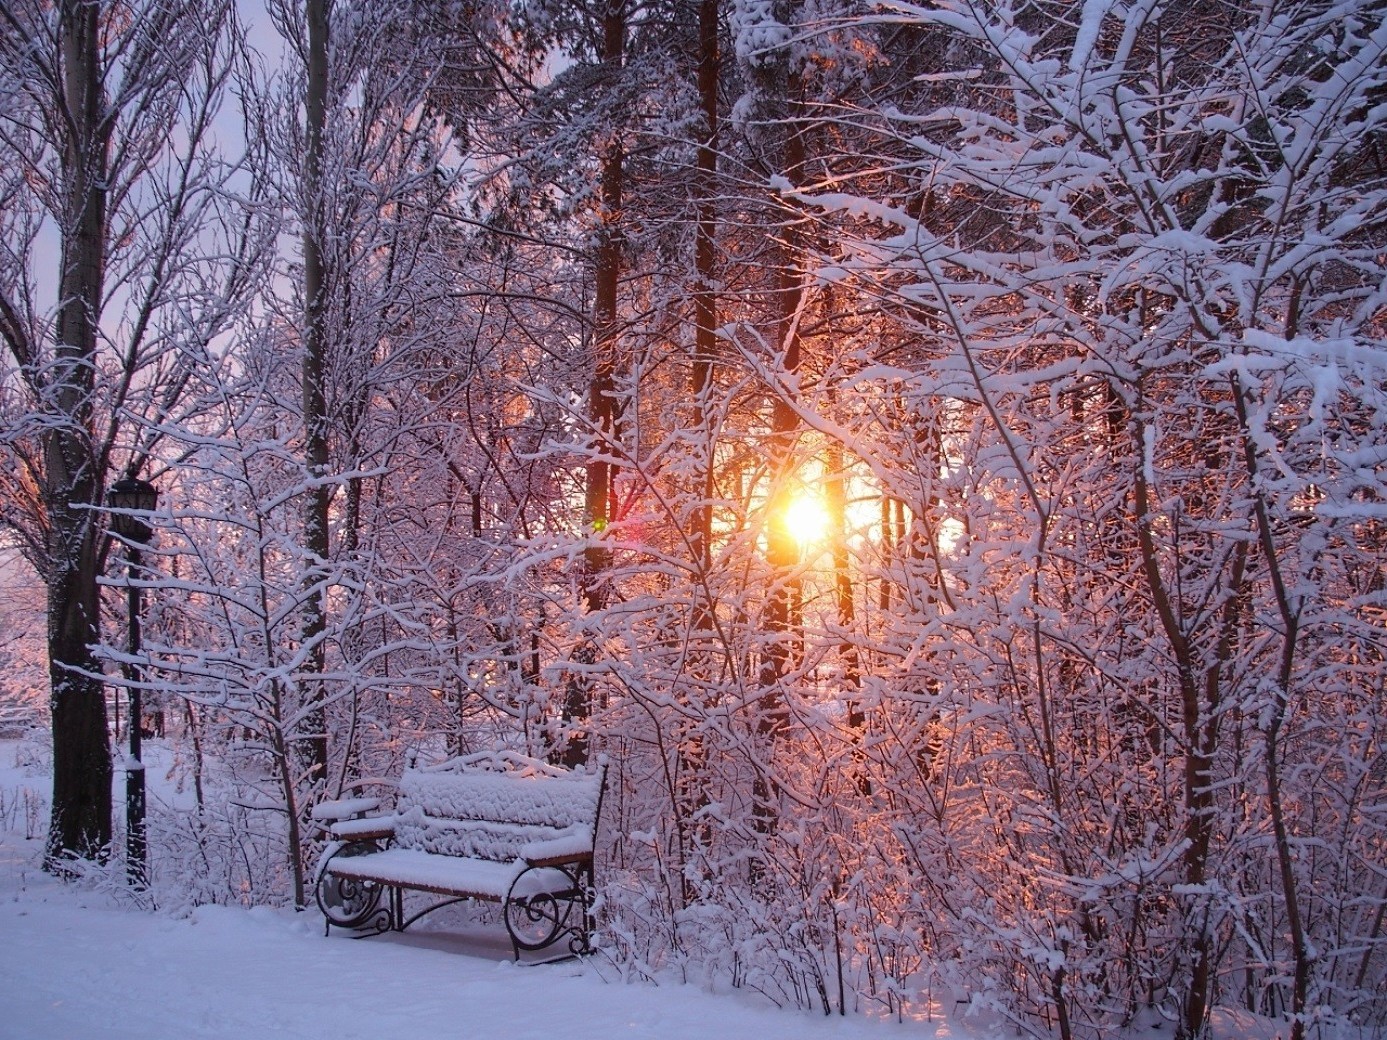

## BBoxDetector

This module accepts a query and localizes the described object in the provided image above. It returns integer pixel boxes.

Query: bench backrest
[393,751,605,864]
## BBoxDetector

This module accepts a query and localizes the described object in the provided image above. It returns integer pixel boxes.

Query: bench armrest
[312,796,383,822]
[520,832,594,866]
[329,816,397,842]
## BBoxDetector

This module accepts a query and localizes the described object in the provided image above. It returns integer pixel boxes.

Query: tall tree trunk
[563,0,627,768]
[299,0,331,788]
[754,49,808,845]
[674,0,722,897]
[46,0,112,869]
[825,434,862,726]
[689,0,719,577]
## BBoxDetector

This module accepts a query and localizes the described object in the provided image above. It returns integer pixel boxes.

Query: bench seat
[327,847,574,901]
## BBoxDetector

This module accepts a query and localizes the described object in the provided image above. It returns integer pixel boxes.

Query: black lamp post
[107,476,158,887]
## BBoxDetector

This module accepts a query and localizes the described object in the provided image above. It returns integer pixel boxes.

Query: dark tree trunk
[689,0,719,575]
[563,0,627,768]
[673,0,723,897]
[298,0,332,787]
[754,52,808,845]
[45,0,113,869]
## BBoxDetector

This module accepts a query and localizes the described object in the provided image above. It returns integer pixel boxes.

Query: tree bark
[563,0,627,768]
[754,43,808,846]
[299,0,332,787]
[45,0,113,868]
[689,0,719,576]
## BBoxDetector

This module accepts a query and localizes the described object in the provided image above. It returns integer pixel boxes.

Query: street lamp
[107,476,158,887]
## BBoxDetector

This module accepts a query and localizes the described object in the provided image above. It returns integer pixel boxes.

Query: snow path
[0,846,967,1040]
[0,740,979,1040]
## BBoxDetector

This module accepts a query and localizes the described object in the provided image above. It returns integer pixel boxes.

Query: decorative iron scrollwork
[316,841,390,933]
[503,863,593,956]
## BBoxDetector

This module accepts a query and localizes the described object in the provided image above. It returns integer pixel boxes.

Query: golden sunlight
[781,491,830,547]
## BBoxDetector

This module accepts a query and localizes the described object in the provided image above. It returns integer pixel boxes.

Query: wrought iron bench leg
[504,864,593,961]
[316,840,391,935]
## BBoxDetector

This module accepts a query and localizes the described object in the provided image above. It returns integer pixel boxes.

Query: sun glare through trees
[0,2,1383,1038]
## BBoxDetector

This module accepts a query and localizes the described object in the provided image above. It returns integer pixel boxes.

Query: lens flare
[781,492,829,546]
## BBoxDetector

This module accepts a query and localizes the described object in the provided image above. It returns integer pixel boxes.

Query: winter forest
[1,0,1384,1037]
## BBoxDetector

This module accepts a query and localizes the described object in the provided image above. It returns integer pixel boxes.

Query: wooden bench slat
[392,809,586,862]
[400,769,602,829]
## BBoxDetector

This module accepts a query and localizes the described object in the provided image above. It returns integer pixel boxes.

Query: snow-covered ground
[0,739,1284,1040]
[2,885,948,1040]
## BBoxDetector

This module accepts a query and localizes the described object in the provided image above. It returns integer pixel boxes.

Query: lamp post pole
[124,539,146,887]
[108,477,157,888]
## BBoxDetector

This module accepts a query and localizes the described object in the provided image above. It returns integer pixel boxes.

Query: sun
[781,491,829,546]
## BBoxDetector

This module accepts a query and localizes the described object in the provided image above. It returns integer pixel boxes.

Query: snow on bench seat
[326,847,574,900]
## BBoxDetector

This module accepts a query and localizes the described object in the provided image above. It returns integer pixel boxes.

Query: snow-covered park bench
[313,751,607,961]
